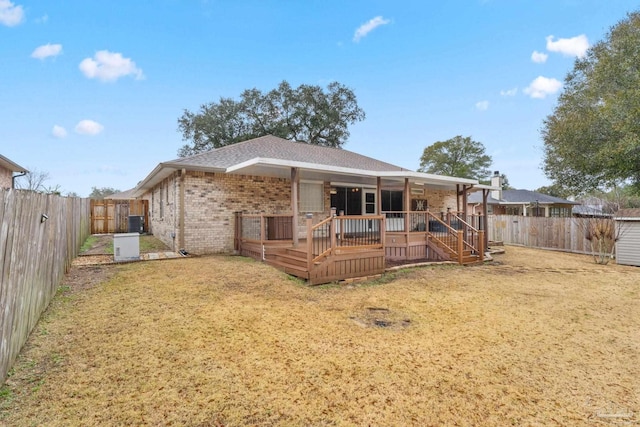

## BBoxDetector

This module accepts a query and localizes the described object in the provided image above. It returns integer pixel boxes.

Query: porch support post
[404,178,410,233]
[291,167,299,247]
[456,184,461,213]
[461,185,469,218]
[376,176,382,215]
[179,168,186,251]
[482,189,489,250]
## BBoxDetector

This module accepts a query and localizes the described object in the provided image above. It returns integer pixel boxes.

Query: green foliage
[177,80,366,156]
[418,135,492,180]
[89,187,120,199]
[535,184,573,199]
[542,11,640,195]
[79,236,98,253]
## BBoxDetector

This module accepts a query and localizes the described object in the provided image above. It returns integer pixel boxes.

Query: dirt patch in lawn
[1,246,639,426]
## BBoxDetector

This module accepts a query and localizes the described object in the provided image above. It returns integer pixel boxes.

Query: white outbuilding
[615,209,640,267]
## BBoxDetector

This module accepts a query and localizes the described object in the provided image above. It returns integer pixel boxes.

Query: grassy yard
[1,247,638,426]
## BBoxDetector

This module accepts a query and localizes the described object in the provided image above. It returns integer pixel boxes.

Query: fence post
[457,230,464,264]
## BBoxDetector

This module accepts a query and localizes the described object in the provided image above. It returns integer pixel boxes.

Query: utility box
[128,215,144,233]
[114,233,140,262]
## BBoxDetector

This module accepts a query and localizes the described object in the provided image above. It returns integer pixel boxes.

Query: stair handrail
[312,215,334,263]
[425,211,459,257]
[448,212,482,254]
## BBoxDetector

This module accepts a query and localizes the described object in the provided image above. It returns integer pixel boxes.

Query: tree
[542,11,640,196]
[418,135,492,180]
[535,184,573,199]
[89,187,120,199]
[177,81,366,156]
[14,167,50,192]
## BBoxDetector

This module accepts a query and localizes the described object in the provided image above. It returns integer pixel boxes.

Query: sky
[2,0,639,197]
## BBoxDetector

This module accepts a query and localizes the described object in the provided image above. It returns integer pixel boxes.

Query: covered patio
[231,159,493,284]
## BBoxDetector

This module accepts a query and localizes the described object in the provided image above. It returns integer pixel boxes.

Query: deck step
[273,252,307,268]
[265,259,309,279]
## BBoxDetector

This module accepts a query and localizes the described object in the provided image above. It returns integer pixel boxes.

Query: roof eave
[0,154,28,173]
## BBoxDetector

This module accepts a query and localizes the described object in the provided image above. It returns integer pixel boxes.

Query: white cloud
[500,87,518,96]
[546,34,589,58]
[475,100,489,111]
[75,120,104,135]
[79,50,144,82]
[0,0,24,26]
[31,43,62,60]
[523,76,562,99]
[35,14,48,24]
[51,125,67,138]
[353,16,390,42]
[531,50,548,63]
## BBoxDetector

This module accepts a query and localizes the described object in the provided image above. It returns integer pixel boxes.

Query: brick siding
[144,171,458,255]
[0,167,12,190]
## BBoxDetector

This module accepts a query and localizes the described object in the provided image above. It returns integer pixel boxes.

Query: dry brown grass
[1,246,639,426]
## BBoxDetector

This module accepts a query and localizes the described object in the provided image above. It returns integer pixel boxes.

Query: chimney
[490,170,502,200]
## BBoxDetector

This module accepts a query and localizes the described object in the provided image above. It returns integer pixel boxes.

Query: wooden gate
[90,199,148,234]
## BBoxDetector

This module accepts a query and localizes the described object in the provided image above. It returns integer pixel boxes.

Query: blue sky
[2,0,638,196]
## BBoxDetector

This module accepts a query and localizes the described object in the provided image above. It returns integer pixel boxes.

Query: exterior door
[363,189,378,231]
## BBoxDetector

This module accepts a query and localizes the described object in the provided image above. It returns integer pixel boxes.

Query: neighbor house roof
[467,189,579,205]
[105,188,137,200]
[132,135,480,196]
[0,154,28,173]
[615,208,640,220]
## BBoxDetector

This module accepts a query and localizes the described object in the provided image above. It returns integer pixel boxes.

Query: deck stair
[427,236,481,265]
[266,247,310,280]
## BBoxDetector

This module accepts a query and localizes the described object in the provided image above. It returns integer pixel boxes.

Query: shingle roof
[166,135,408,172]
[467,188,578,205]
[616,208,640,219]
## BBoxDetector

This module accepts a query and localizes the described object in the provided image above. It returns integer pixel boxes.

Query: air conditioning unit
[128,215,144,233]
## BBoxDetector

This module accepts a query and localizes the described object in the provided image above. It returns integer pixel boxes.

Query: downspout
[11,171,27,189]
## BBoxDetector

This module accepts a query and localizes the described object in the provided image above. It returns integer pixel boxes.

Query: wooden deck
[236,213,484,285]
[239,238,386,285]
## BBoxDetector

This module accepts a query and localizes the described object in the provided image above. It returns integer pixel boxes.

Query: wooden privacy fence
[90,199,148,234]
[0,189,90,384]
[487,215,594,254]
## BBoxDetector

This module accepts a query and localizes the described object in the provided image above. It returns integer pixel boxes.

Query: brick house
[0,154,28,190]
[132,135,486,253]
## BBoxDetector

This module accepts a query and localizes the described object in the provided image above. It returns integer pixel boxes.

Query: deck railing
[237,213,293,242]
[307,215,384,267]
[447,212,484,258]
[383,210,484,263]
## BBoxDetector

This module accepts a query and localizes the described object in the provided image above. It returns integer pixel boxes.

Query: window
[331,187,363,215]
[381,190,403,212]
[159,183,164,219]
[300,182,324,212]
[549,207,571,217]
